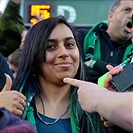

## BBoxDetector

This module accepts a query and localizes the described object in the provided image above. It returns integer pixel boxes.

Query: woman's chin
[61,74,74,80]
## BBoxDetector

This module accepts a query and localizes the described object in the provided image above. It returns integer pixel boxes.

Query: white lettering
[57,5,77,23]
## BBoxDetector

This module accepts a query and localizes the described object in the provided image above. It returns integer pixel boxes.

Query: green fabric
[20,77,114,133]
[97,72,109,87]
[0,0,25,57]
[21,84,114,133]
[21,105,37,131]
[70,97,78,133]
[122,44,133,62]
[21,86,78,133]
[84,21,133,88]
[83,21,133,63]
[83,21,107,61]
[97,52,133,88]
[132,14,133,26]
[20,83,37,131]
[27,106,37,131]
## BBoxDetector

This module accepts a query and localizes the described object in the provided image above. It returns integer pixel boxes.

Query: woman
[12,16,114,133]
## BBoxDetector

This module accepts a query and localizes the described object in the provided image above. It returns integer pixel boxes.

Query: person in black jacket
[77,0,133,83]
[0,53,14,91]
[0,0,25,89]
[0,0,25,90]
[0,0,26,115]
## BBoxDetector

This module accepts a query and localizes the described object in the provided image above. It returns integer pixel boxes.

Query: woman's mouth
[55,62,72,68]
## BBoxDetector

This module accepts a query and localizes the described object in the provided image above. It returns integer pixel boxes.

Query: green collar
[70,97,78,133]
[83,21,133,62]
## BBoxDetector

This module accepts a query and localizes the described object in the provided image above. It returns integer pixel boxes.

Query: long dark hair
[12,16,113,133]
[12,15,85,91]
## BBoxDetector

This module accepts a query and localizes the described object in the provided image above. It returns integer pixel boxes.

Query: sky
[0,0,9,13]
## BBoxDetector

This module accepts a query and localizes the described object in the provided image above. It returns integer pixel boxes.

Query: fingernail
[4,73,7,77]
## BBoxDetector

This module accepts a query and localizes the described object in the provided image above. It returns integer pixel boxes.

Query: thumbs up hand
[0,74,26,116]
[2,73,12,91]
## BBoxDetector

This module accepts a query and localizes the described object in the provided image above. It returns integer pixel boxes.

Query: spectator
[77,0,133,83]
[8,47,23,78]
[19,29,28,48]
[0,53,14,91]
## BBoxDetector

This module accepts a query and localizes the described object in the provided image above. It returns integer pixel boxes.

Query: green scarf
[70,98,78,133]
[83,21,133,62]
[21,84,78,133]
[21,84,114,133]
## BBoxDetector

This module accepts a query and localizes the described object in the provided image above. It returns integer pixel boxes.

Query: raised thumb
[2,74,12,92]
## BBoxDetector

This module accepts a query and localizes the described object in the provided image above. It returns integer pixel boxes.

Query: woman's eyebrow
[48,36,75,42]
[65,36,75,41]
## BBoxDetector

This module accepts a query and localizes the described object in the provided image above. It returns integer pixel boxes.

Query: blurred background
[0,0,114,28]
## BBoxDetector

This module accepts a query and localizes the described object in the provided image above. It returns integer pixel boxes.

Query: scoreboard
[21,0,113,27]
[30,4,51,25]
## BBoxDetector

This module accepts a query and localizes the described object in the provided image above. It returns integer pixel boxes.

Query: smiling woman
[44,23,79,81]
[12,15,116,133]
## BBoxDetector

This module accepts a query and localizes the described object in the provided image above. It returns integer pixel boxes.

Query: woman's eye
[66,43,75,48]
[46,45,56,50]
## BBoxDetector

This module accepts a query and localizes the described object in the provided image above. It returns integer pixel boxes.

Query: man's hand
[104,65,123,89]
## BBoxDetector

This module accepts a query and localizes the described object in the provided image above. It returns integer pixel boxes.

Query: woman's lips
[55,62,72,68]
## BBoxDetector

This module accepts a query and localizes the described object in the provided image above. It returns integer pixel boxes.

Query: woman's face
[39,23,79,83]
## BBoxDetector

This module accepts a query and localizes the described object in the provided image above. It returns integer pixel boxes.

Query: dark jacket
[77,22,132,83]
[77,22,132,133]
[0,53,14,91]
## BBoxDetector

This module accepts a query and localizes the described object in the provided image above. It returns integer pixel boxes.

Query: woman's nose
[62,54,69,59]
[58,46,69,59]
